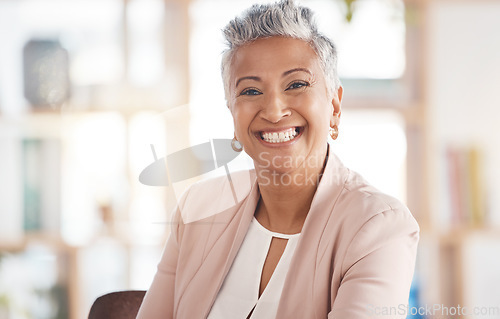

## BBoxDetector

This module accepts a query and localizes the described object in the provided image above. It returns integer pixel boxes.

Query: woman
[137,0,419,318]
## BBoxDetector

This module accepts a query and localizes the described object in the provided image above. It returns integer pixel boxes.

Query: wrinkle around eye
[239,88,262,96]
[285,80,310,91]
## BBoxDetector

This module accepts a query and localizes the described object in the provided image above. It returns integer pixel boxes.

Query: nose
[259,91,291,123]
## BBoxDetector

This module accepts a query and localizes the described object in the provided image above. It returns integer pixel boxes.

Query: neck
[254,146,329,234]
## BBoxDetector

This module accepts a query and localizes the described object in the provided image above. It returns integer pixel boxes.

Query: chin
[253,153,305,174]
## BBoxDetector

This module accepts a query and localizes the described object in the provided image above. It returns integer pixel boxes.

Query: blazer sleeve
[136,200,186,319]
[328,208,419,319]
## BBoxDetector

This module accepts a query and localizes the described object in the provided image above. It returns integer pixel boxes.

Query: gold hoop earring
[231,137,243,152]
[330,125,339,140]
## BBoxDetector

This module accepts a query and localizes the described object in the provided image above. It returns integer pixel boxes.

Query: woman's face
[228,36,342,174]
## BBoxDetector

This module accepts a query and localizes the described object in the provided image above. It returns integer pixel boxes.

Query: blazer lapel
[175,176,260,318]
[276,144,350,319]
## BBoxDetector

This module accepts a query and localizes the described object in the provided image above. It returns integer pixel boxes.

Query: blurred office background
[0,0,499,318]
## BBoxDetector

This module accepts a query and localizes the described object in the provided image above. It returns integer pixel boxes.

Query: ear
[336,86,343,104]
[330,86,343,127]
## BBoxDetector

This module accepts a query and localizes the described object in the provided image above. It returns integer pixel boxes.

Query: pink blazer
[136,151,419,319]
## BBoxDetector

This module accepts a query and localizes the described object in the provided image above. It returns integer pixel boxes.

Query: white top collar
[207,217,301,319]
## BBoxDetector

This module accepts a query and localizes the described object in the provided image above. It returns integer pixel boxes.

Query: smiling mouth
[259,127,301,143]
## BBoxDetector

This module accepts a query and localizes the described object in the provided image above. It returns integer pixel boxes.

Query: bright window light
[334,109,407,203]
[127,0,166,86]
[307,0,406,79]
[61,113,127,245]
[17,0,124,86]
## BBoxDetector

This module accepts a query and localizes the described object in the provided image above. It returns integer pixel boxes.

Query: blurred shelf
[438,227,500,243]
[0,232,72,252]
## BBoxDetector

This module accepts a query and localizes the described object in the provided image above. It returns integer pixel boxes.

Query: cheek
[231,105,251,135]
[304,99,333,135]
[300,96,331,121]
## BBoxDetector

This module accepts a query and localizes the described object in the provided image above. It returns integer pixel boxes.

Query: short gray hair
[221,0,340,100]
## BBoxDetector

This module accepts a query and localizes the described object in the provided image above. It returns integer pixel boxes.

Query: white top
[207,217,301,319]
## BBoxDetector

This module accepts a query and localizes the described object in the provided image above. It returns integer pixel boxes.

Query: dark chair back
[88,290,146,319]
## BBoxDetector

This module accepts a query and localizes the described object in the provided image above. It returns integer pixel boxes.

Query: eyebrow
[235,76,260,88]
[283,68,312,77]
[235,68,312,88]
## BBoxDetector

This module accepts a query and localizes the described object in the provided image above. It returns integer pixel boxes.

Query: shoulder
[331,168,419,269]
[326,166,419,253]
[176,169,256,224]
[321,151,416,231]
[335,167,418,228]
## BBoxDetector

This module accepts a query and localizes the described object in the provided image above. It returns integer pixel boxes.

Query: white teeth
[261,128,298,143]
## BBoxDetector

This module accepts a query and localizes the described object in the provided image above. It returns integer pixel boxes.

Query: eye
[286,81,309,91]
[239,88,262,96]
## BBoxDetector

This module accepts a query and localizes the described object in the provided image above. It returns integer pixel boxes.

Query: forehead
[230,37,322,81]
